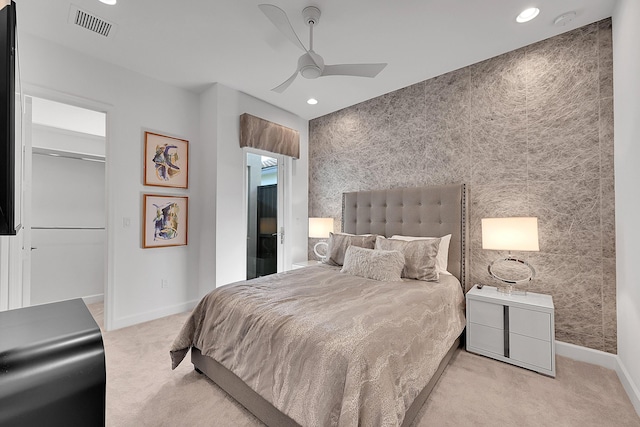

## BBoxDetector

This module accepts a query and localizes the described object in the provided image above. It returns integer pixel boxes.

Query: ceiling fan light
[300,65,321,79]
[516,7,539,23]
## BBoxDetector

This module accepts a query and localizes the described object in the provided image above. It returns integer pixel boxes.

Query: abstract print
[144,132,188,189]
[153,202,179,241]
[153,144,181,182]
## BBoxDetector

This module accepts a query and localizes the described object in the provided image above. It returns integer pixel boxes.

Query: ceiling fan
[258,4,388,93]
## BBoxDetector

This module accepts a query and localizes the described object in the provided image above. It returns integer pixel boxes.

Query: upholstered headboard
[342,184,468,291]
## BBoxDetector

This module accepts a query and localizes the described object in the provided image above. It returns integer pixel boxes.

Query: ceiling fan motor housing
[298,51,324,79]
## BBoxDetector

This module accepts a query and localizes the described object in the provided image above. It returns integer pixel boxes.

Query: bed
[171,183,468,426]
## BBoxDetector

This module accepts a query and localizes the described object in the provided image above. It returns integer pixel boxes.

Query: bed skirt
[191,336,461,427]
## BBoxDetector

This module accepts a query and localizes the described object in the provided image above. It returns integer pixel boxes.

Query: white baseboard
[82,293,104,305]
[555,340,618,370]
[109,299,198,331]
[556,340,640,417]
[616,357,640,417]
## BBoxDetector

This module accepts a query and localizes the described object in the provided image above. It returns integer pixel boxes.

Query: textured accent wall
[308,20,615,353]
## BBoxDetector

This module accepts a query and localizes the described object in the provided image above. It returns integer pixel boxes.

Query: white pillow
[390,234,451,275]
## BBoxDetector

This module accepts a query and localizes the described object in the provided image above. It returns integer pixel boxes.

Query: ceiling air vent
[68,5,118,38]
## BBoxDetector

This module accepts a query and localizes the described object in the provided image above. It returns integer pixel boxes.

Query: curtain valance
[239,113,300,159]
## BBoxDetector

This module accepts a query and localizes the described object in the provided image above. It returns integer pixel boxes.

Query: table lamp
[308,217,334,261]
[481,217,539,294]
[259,217,277,235]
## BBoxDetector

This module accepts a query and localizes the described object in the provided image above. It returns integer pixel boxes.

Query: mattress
[171,264,465,426]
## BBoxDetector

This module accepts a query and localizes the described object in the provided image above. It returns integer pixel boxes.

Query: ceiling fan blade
[321,63,387,78]
[271,70,299,93]
[258,4,307,52]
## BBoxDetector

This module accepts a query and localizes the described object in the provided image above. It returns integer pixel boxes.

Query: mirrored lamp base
[496,284,528,295]
[313,241,328,262]
[488,255,535,296]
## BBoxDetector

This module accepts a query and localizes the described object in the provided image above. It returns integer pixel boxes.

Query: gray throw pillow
[340,246,405,282]
[324,233,377,266]
[375,236,440,282]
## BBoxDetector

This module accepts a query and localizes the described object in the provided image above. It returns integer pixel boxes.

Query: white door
[0,89,30,310]
[245,150,286,279]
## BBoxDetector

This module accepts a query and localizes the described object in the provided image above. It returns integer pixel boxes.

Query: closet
[29,97,106,305]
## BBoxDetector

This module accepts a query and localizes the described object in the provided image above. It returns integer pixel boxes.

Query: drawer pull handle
[504,305,510,358]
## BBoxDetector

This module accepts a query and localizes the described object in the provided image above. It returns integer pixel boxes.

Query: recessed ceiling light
[307,98,318,105]
[99,0,117,5]
[516,7,539,23]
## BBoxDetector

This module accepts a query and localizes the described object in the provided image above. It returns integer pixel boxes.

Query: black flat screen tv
[0,0,16,235]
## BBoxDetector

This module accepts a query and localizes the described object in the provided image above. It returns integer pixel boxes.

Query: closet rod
[32,151,105,163]
[32,226,105,230]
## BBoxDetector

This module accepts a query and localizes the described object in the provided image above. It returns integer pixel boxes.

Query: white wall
[613,0,640,413]
[19,32,201,329]
[31,153,105,227]
[199,84,308,295]
[30,229,104,304]
[20,33,308,326]
[32,125,105,157]
[196,85,218,298]
[32,97,106,137]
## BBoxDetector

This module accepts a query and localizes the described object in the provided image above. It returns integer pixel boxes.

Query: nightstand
[466,285,556,377]
[291,260,322,269]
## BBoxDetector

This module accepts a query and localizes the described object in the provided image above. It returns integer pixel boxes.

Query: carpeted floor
[87,303,640,427]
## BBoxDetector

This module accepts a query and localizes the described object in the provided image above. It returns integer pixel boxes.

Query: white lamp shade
[482,217,539,251]
[308,218,334,238]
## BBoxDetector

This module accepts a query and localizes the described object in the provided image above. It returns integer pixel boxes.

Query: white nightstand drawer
[469,323,504,355]
[469,300,503,329]
[509,333,552,370]
[510,307,551,341]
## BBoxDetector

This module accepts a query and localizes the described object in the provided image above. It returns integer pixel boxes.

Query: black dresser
[0,298,105,426]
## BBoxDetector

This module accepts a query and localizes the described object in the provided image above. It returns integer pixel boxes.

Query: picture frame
[143,194,188,248]
[144,132,189,189]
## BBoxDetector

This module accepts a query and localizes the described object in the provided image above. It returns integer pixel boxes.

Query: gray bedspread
[170,264,465,427]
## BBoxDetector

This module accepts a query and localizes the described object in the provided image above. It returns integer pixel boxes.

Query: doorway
[26,96,107,306]
[246,152,284,279]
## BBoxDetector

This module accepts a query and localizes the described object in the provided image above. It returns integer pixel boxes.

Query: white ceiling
[16,0,616,120]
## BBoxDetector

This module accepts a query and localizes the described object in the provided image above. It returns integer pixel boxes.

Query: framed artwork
[144,132,189,188]
[143,194,188,248]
